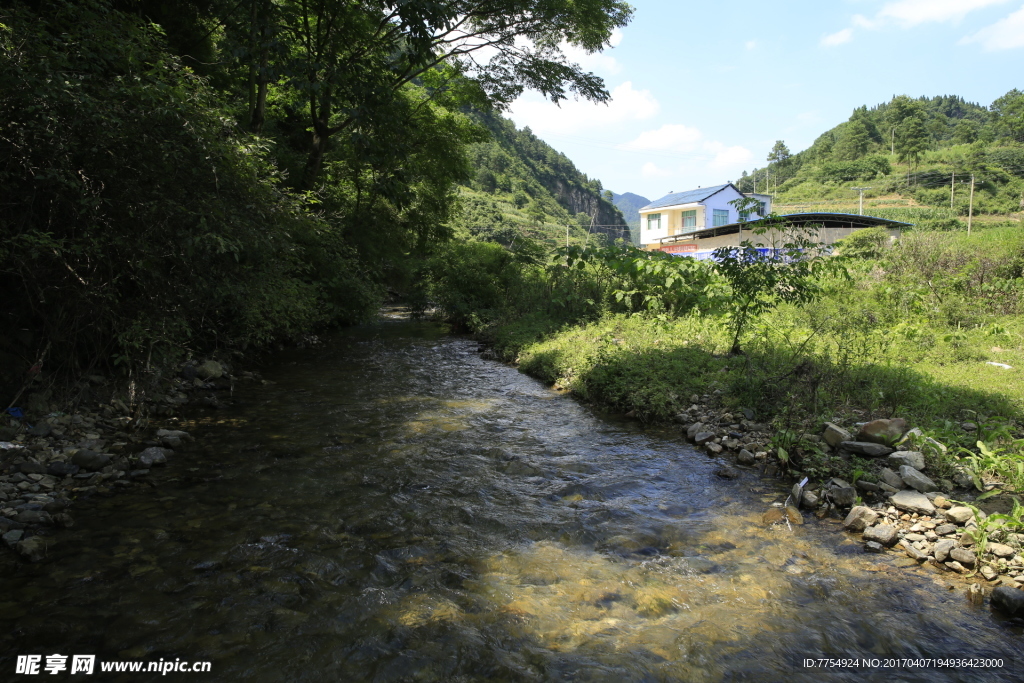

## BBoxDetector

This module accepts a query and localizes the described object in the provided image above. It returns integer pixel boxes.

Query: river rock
[14,510,51,526]
[950,547,976,568]
[686,423,704,440]
[945,507,974,524]
[737,449,756,466]
[865,541,884,553]
[801,490,820,509]
[991,586,1024,616]
[988,542,1016,559]
[888,451,926,471]
[3,529,25,545]
[694,431,715,446]
[981,566,999,581]
[46,461,79,477]
[935,524,957,536]
[822,422,852,448]
[898,466,938,493]
[705,442,723,455]
[839,441,894,457]
[856,418,908,445]
[890,490,936,515]
[15,536,48,562]
[864,524,899,547]
[879,468,905,489]
[19,461,46,475]
[197,360,224,380]
[843,506,879,532]
[71,450,111,471]
[714,464,739,479]
[27,422,52,438]
[137,447,171,468]
[830,487,857,507]
[791,483,803,508]
[899,539,928,562]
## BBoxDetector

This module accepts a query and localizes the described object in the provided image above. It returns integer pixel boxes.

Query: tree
[248,0,633,187]
[833,119,870,161]
[713,202,848,355]
[884,95,925,156]
[896,115,928,170]
[766,140,791,194]
[952,119,979,145]
[990,89,1024,143]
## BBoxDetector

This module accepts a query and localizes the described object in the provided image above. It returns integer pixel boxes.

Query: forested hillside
[455,113,628,248]
[739,93,1024,228]
[0,0,631,398]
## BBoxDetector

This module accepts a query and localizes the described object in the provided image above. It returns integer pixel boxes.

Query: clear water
[1,315,1020,682]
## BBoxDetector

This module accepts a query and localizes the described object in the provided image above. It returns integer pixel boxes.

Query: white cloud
[622,125,753,178]
[824,0,1010,48]
[641,162,673,179]
[821,28,853,46]
[622,124,703,153]
[703,142,754,170]
[508,81,658,135]
[877,0,1010,26]
[745,40,757,50]
[960,4,1024,50]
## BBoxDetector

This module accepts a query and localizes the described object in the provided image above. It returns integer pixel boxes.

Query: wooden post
[950,171,955,209]
[968,174,975,235]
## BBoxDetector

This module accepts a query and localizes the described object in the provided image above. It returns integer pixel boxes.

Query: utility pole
[852,187,872,215]
[890,127,895,156]
[968,174,975,235]
[950,171,955,209]
[565,224,569,248]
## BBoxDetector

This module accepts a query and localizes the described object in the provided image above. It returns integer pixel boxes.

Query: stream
[1,313,1020,681]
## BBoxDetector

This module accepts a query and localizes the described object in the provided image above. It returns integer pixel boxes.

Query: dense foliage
[738,93,1024,221]
[0,0,630,399]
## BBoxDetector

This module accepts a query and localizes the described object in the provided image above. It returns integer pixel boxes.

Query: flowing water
[1,313,1021,682]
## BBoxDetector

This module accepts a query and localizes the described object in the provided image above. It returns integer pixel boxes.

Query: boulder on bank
[822,422,851,448]
[863,524,898,547]
[856,418,908,445]
[890,490,936,515]
[843,506,878,532]
[839,441,894,458]
[991,586,1024,616]
[888,451,926,471]
[898,465,938,493]
[72,450,111,471]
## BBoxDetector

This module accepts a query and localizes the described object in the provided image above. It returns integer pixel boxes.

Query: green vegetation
[428,221,1024,488]
[739,93,1024,227]
[0,0,630,399]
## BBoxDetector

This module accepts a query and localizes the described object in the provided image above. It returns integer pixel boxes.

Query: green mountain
[611,191,650,244]
[455,112,629,248]
[739,92,1024,228]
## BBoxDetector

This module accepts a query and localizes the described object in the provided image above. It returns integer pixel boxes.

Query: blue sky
[505,0,1024,200]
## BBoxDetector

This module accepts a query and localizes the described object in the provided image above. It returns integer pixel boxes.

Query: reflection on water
[1,315,1020,682]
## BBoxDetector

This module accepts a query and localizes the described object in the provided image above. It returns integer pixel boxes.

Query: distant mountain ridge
[611,191,649,243]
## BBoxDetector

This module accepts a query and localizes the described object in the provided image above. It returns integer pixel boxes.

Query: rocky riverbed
[0,359,265,562]
[676,394,1024,617]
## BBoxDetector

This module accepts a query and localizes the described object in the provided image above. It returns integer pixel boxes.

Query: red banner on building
[659,243,698,253]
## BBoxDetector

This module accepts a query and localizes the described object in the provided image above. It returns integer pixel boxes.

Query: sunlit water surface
[1,315,1020,682]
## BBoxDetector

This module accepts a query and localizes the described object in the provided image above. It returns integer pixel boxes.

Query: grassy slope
[480,225,1024,486]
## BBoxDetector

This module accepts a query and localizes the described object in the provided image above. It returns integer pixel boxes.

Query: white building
[638,183,770,252]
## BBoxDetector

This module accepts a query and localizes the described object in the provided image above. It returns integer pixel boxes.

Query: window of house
[713,209,729,227]
[759,201,768,216]
[646,213,661,231]
[682,210,696,229]
[739,210,750,222]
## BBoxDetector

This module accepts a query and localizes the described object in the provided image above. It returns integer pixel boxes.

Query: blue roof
[640,183,735,211]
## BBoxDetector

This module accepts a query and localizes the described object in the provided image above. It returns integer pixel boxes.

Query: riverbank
[471,309,1024,613]
[0,358,267,562]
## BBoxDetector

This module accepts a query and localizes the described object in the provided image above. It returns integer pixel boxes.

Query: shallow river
[1,314,1021,682]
